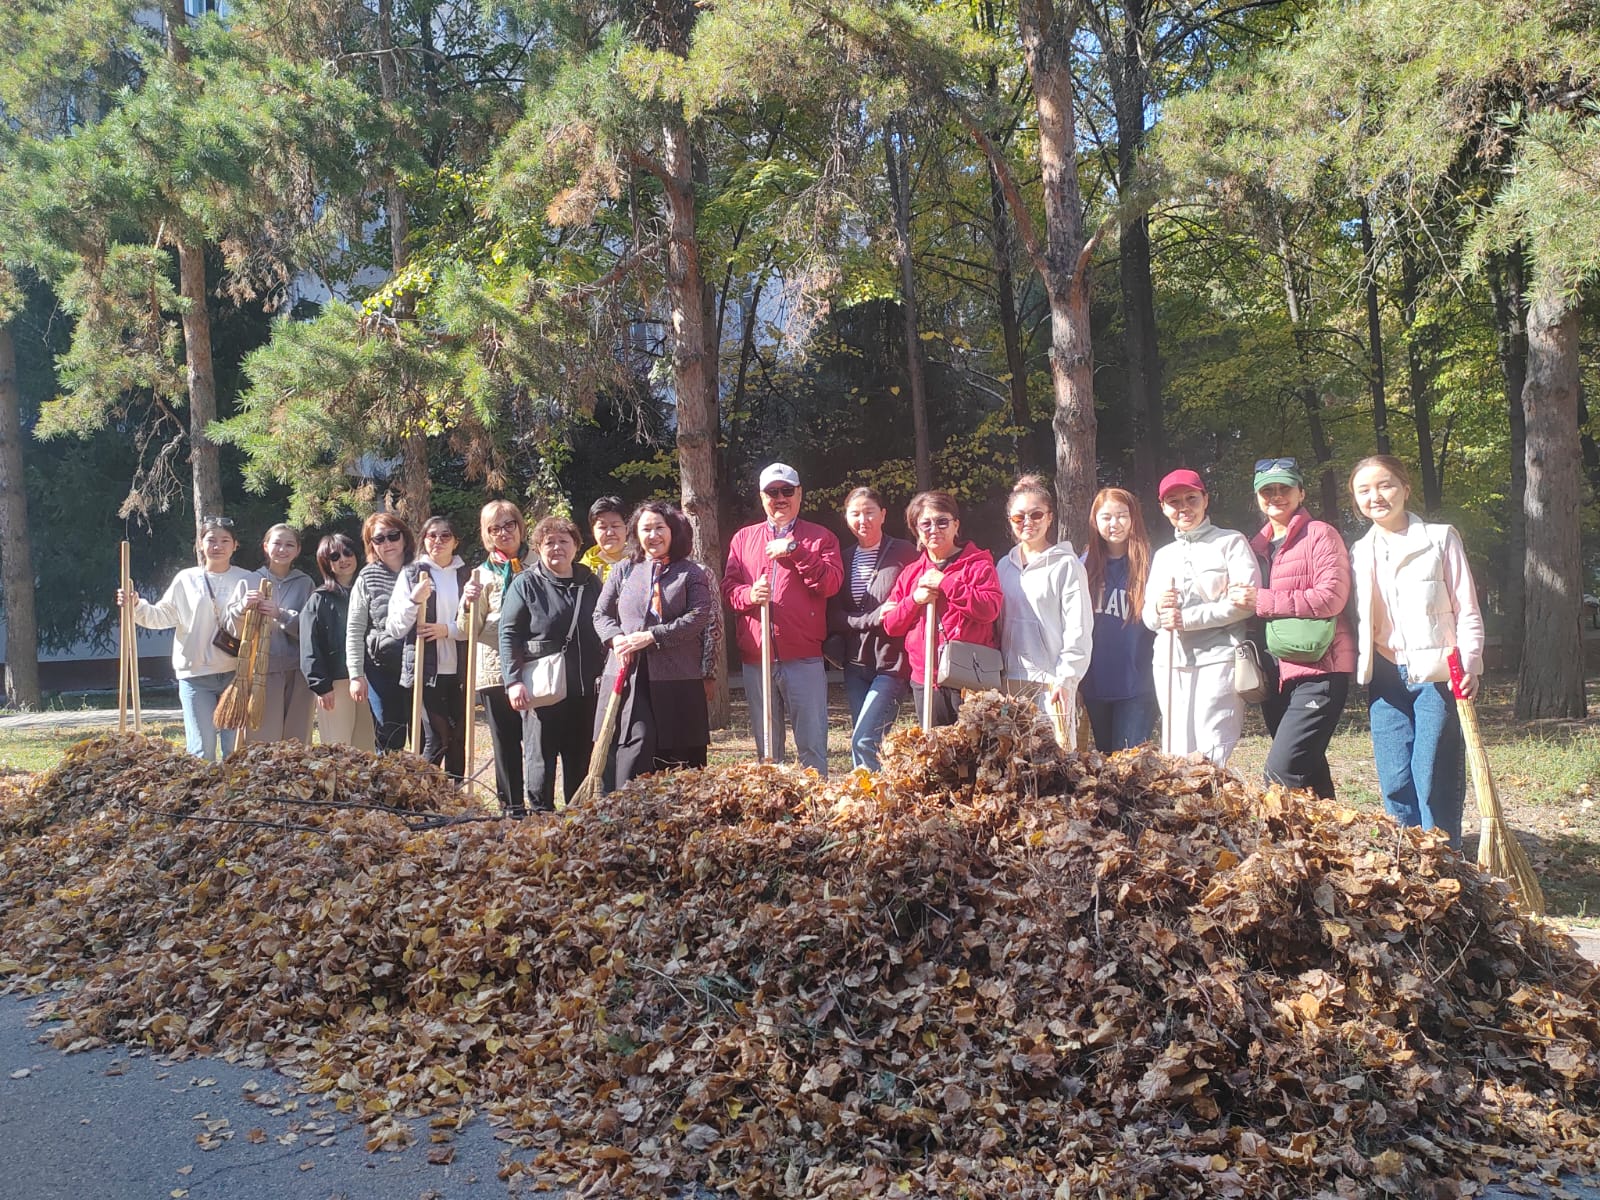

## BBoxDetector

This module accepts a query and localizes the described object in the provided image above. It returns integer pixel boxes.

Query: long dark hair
[626,501,695,563]
[315,533,361,592]
[1084,488,1150,625]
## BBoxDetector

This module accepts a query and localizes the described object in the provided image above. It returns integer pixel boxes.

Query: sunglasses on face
[1008,509,1050,527]
[423,530,456,542]
[370,530,405,546]
[1254,457,1299,473]
[327,548,355,562]
[917,516,954,532]
[487,521,520,536]
[764,485,797,499]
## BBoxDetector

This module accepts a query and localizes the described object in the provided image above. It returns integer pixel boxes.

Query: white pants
[314,688,376,752]
[1154,660,1240,765]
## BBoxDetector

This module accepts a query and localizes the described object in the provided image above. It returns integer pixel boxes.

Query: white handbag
[520,596,584,709]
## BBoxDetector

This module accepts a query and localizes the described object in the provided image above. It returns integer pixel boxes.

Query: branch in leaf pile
[793,0,1050,280]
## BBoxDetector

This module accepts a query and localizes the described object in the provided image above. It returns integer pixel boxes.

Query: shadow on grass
[1461,826,1600,921]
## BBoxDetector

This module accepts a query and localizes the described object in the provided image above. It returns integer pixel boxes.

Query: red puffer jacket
[1249,507,1357,683]
[882,541,1003,687]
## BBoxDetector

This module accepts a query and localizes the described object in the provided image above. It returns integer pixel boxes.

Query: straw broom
[570,659,631,807]
[118,542,131,734]
[1449,649,1545,917]
[215,579,272,730]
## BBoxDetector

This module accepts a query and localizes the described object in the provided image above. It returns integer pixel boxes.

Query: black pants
[1262,672,1349,799]
[421,674,465,779]
[480,685,526,816]
[523,692,598,811]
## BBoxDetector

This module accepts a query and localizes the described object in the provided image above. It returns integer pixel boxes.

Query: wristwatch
[783,537,797,556]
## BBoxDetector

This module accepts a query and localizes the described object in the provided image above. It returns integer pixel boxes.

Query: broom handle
[410,627,426,754]
[1163,575,1176,756]
[922,596,937,732]
[118,542,130,734]
[759,599,773,762]
[461,597,478,791]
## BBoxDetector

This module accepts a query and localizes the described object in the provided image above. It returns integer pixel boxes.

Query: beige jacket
[458,562,510,690]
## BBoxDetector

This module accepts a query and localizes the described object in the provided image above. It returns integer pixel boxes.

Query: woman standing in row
[1233,458,1354,799]
[501,516,604,811]
[594,502,716,787]
[387,516,471,777]
[882,491,1002,729]
[120,516,254,760]
[228,523,315,743]
[300,533,375,751]
[1080,488,1158,751]
[1142,469,1259,766]
[997,475,1093,746]
[827,487,917,770]
[1349,455,1482,846]
[460,501,528,814]
[346,513,413,753]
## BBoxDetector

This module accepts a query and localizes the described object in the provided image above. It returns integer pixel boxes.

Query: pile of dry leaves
[1,697,1597,1198]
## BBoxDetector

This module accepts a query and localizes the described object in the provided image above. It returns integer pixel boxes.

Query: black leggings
[1262,672,1349,799]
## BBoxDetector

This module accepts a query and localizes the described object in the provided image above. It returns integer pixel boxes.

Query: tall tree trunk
[1110,23,1163,498]
[1019,0,1096,547]
[988,164,1030,440]
[1488,248,1528,667]
[165,1,223,534]
[1515,282,1585,719]
[1399,250,1441,512]
[662,114,726,725]
[0,324,41,709]
[884,116,933,491]
[378,0,430,520]
[1359,201,1390,454]
[1274,222,1338,519]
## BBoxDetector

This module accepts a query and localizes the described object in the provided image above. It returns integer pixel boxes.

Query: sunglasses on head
[1254,457,1299,473]
[764,485,797,499]
[201,516,235,530]
[370,529,405,546]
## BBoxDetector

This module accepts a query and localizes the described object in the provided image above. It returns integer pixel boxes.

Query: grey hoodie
[227,567,315,673]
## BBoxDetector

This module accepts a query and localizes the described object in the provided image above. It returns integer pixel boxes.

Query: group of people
[119,449,1482,845]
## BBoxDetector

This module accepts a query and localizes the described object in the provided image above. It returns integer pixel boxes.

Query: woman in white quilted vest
[1349,455,1484,847]
[1141,468,1260,765]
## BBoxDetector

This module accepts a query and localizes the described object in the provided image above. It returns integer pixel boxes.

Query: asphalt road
[0,996,514,1200]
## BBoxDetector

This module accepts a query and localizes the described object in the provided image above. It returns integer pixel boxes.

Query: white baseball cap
[759,463,801,491]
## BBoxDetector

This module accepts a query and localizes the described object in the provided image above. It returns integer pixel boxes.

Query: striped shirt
[850,544,881,605]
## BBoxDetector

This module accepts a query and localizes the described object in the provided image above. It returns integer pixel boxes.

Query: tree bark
[1487,248,1528,666]
[1515,282,1585,719]
[1109,16,1163,498]
[378,0,430,520]
[0,324,41,709]
[884,116,933,491]
[662,114,726,725]
[1359,201,1390,455]
[1019,0,1096,547]
[165,1,223,534]
[1399,249,1441,512]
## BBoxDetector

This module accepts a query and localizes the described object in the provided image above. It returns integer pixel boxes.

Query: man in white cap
[722,463,843,772]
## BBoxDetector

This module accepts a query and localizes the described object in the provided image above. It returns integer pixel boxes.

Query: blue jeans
[178,671,236,761]
[843,663,909,771]
[1084,695,1160,752]
[1367,656,1465,846]
[742,657,829,774]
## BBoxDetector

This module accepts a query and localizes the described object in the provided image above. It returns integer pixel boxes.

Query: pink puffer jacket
[1249,508,1357,684]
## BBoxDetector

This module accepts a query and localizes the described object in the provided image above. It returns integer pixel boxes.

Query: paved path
[0,708,182,731]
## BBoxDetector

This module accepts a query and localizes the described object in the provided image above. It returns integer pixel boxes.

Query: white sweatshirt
[385,556,466,677]
[133,565,255,679]
[997,540,1095,687]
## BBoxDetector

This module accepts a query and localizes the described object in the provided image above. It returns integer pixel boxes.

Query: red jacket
[722,517,843,665]
[1249,508,1357,683]
[882,541,1003,687]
